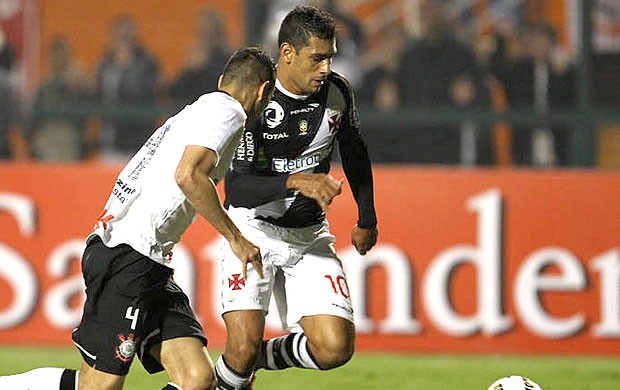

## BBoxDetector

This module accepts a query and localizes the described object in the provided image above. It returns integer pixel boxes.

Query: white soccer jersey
[90,92,247,266]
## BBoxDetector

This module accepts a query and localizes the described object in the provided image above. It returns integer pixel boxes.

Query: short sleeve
[177,93,247,163]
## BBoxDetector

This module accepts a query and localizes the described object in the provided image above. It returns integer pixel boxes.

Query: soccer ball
[487,375,542,390]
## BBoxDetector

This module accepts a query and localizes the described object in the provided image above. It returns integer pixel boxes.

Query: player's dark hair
[278,6,336,50]
[220,47,276,97]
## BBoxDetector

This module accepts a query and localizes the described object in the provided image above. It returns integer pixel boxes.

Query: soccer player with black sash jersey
[0,48,275,390]
[215,6,378,390]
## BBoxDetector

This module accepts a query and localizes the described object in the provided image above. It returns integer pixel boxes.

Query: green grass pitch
[1,347,619,389]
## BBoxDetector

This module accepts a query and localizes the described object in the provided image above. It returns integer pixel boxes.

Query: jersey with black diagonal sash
[225,71,377,229]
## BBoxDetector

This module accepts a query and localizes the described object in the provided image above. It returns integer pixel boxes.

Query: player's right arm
[176,145,263,279]
[226,125,342,211]
[285,173,343,212]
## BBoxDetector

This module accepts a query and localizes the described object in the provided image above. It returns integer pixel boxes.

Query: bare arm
[176,145,263,279]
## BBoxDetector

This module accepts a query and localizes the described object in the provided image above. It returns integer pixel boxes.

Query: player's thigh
[150,337,215,384]
[219,236,277,314]
[78,361,125,390]
[138,279,209,375]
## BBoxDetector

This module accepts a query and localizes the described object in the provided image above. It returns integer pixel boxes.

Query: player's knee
[172,365,216,390]
[312,337,354,369]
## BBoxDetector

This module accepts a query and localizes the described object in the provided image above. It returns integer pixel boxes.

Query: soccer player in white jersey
[215,7,379,390]
[0,47,275,390]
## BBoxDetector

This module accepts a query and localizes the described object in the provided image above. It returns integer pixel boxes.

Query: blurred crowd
[0,8,232,164]
[0,0,618,167]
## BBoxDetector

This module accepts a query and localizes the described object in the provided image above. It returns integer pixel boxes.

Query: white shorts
[219,207,354,331]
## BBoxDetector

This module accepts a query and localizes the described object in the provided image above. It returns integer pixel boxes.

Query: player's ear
[280,42,295,64]
[217,75,224,89]
[256,80,270,102]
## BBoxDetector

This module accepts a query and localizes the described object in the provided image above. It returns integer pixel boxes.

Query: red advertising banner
[1,164,620,355]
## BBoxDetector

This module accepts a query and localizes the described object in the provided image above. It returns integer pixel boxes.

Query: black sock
[257,333,320,370]
[59,369,77,390]
[161,383,184,390]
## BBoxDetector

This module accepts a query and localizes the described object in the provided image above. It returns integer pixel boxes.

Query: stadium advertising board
[1,165,620,355]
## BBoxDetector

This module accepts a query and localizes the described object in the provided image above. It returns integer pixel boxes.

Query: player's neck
[219,84,253,114]
[275,77,310,100]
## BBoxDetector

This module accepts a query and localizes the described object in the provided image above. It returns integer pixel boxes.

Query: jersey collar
[275,79,310,101]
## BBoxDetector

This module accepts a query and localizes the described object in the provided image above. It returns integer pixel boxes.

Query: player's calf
[165,367,216,390]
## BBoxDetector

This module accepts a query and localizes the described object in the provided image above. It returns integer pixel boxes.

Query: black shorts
[72,237,207,376]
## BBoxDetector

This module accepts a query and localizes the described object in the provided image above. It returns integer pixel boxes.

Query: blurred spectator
[244,0,270,46]
[0,26,26,160]
[396,0,490,165]
[497,22,575,167]
[309,0,365,88]
[0,26,15,72]
[96,15,160,163]
[358,21,405,112]
[30,36,92,161]
[168,8,232,103]
[0,70,19,160]
[398,1,483,107]
[259,0,299,57]
[371,71,399,112]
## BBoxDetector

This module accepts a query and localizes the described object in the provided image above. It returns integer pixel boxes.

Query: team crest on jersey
[327,108,342,134]
[299,120,309,135]
[265,101,285,128]
[115,333,137,363]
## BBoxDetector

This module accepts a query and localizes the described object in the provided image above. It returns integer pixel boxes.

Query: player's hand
[351,225,378,255]
[287,173,343,212]
[229,235,264,280]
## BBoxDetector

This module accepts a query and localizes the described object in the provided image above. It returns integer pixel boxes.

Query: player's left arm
[335,79,378,255]
[176,145,263,279]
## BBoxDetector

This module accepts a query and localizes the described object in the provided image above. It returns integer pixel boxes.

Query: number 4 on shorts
[125,306,140,330]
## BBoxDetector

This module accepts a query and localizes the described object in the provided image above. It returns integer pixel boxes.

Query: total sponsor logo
[262,132,289,140]
[272,153,320,173]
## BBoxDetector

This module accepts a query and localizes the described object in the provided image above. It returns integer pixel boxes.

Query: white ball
[487,375,542,390]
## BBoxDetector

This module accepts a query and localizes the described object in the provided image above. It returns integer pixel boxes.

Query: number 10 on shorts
[324,275,350,298]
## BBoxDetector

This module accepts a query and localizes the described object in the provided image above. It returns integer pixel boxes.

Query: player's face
[288,36,336,95]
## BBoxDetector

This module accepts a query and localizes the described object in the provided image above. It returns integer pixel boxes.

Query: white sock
[0,367,76,390]
[215,356,253,390]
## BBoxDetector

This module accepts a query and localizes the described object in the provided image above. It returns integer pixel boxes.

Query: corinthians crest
[115,333,138,363]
